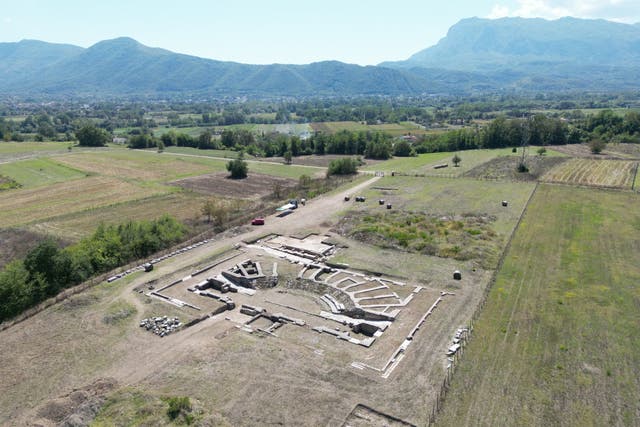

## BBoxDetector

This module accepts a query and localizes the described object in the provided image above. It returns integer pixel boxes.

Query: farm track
[133,149,327,170]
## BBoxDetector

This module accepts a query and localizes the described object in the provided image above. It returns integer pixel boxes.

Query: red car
[251,217,265,225]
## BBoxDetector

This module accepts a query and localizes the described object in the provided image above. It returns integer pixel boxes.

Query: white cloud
[488,5,510,18]
[3,17,13,24]
[488,0,639,23]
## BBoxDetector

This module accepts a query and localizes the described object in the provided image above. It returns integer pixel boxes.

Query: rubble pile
[139,316,181,337]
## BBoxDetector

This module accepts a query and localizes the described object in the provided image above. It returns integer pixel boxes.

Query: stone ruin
[139,316,181,337]
[221,259,265,288]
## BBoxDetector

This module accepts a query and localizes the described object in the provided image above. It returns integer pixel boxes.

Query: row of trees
[415,115,582,153]
[215,129,395,160]
[0,216,186,322]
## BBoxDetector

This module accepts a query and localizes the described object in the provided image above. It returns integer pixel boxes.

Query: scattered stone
[139,316,181,337]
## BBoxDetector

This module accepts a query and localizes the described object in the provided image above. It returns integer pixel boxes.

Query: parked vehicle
[251,217,265,225]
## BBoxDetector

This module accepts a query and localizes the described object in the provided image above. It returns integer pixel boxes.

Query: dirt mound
[33,378,117,426]
[464,155,567,181]
[170,172,295,199]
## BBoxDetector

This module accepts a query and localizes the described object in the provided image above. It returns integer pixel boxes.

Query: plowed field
[541,158,637,188]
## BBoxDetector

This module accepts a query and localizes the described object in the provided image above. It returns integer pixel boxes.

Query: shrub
[589,139,606,154]
[166,396,192,421]
[226,152,248,179]
[517,162,529,173]
[393,140,415,157]
[327,158,358,176]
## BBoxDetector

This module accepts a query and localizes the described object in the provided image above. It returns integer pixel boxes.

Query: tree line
[416,115,583,153]
[127,128,396,160]
[0,215,185,322]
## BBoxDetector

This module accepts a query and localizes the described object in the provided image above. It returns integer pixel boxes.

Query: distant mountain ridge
[0,37,429,97]
[382,17,640,70]
[1,16,640,98]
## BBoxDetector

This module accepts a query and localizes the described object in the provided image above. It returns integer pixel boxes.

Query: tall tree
[76,124,110,147]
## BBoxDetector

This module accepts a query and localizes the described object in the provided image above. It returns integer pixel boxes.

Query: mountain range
[1,16,639,98]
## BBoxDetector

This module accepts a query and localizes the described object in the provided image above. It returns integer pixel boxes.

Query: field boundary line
[427,181,540,426]
[632,161,639,191]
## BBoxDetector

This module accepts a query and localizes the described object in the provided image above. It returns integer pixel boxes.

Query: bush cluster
[0,215,185,322]
[327,157,359,176]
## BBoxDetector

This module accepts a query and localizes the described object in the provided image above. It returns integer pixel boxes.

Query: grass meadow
[436,184,640,426]
[363,148,563,176]
[0,158,87,188]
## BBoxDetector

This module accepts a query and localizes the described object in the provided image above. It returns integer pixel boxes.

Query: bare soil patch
[605,142,640,159]
[548,143,623,159]
[33,378,117,426]
[464,155,567,181]
[170,172,295,199]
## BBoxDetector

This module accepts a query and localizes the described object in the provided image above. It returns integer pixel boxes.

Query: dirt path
[82,175,382,394]
[132,149,328,170]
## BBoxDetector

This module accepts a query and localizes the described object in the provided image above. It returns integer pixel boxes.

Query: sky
[1,0,638,65]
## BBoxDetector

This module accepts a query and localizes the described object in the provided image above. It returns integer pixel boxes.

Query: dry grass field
[55,151,217,182]
[0,176,162,228]
[541,158,637,188]
[25,192,216,240]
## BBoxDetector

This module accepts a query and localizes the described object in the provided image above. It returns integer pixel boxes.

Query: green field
[0,158,87,188]
[0,141,71,156]
[247,161,322,179]
[162,146,239,159]
[225,123,311,135]
[311,120,427,136]
[148,123,312,138]
[149,126,206,138]
[437,185,640,426]
[364,148,564,176]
